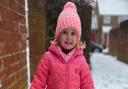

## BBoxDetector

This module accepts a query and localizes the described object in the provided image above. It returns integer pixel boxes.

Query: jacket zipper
[65,63,69,89]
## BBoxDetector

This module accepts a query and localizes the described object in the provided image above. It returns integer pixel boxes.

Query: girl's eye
[71,32,76,36]
[62,31,68,35]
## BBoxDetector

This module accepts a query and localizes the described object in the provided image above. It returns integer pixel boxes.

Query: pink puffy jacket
[30,44,94,89]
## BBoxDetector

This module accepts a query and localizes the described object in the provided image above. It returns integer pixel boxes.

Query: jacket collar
[48,44,83,58]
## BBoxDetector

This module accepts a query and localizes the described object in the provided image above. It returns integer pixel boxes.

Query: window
[103,16,111,24]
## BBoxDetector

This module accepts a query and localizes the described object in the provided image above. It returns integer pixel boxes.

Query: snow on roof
[98,0,128,16]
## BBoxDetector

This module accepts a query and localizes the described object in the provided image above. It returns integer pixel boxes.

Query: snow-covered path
[91,53,128,89]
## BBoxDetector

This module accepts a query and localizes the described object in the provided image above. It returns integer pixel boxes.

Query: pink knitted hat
[55,2,81,40]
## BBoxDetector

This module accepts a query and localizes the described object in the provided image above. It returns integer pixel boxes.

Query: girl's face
[59,28,78,50]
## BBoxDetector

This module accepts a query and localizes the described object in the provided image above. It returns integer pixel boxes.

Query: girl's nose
[66,34,72,40]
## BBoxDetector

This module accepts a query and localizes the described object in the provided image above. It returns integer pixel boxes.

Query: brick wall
[0,0,27,89]
[109,20,128,63]
[109,28,119,56]
[117,20,128,63]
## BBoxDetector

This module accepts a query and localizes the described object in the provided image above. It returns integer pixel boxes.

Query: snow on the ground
[91,53,128,89]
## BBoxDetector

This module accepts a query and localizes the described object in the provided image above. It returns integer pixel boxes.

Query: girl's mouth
[65,41,72,45]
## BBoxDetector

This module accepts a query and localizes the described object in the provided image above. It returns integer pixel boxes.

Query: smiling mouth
[65,41,72,45]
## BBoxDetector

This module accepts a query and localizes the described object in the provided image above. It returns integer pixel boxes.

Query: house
[91,0,128,47]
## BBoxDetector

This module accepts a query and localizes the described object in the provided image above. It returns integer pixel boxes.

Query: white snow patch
[91,53,128,89]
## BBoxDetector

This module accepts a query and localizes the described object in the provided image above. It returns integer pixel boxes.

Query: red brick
[18,79,23,86]
[4,65,14,77]
[4,42,19,54]
[17,0,25,7]
[0,0,25,16]
[16,70,22,80]
[0,60,2,69]
[10,81,20,89]
[21,25,27,33]
[21,33,27,41]
[3,57,12,68]
[0,7,12,20]
[0,69,6,79]
[4,43,19,55]
[0,43,5,56]
[0,32,20,42]
[1,0,10,5]
[13,62,22,72]
[3,55,18,68]
[0,7,23,23]
[11,2,21,14]
[20,53,27,66]
[21,43,26,50]
[0,21,19,33]
[4,74,16,88]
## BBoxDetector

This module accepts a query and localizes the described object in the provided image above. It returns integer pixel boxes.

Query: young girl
[30,1,94,89]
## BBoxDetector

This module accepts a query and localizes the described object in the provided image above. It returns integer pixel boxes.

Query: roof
[98,0,128,16]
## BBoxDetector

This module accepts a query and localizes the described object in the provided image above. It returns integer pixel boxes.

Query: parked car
[90,42,103,52]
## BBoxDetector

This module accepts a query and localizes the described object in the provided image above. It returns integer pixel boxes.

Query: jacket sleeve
[30,53,49,89]
[80,56,94,89]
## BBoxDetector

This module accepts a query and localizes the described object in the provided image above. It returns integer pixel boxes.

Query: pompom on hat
[55,2,81,40]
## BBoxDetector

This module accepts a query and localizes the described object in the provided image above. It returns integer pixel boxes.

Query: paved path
[91,53,128,89]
